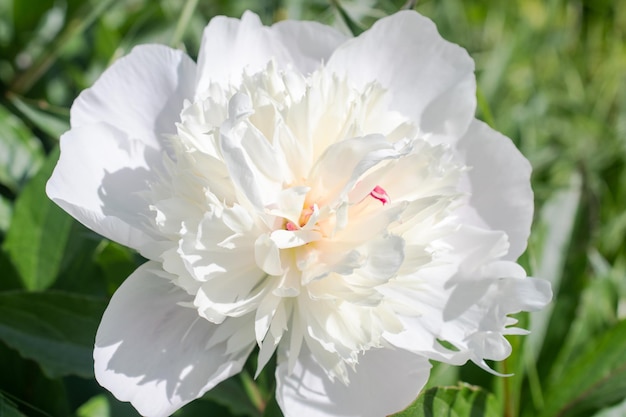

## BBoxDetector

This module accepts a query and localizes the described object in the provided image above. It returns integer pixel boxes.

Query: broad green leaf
[0,104,44,192]
[425,362,460,389]
[0,392,26,417]
[392,383,500,417]
[539,319,626,417]
[2,147,73,290]
[0,291,107,378]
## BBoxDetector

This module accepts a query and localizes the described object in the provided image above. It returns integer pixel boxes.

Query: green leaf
[8,94,70,141]
[539,319,626,417]
[592,397,626,417]
[392,383,500,417]
[0,291,107,378]
[76,394,110,417]
[0,195,12,235]
[0,392,26,417]
[529,171,582,353]
[173,399,234,417]
[0,340,69,417]
[0,104,44,192]
[94,241,139,295]
[0,250,22,291]
[11,0,55,37]
[2,147,73,291]
[53,222,108,296]
[329,0,365,36]
[261,393,282,417]
[74,392,141,417]
[202,377,262,417]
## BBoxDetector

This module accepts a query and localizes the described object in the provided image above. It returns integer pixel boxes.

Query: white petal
[255,234,284,276]
[310,134,411,205]
[271,19,348,74]
[359,235,405,282]
[71,45,196,151]
[446,276,552,370]
[327,10,475,140]
[270,229,322,249]
[46,123,158,253]
[276,346,431,417]
[95,262,254,417]
[195,11,346,94]
[456,119,534,260]
[384,271,552,370]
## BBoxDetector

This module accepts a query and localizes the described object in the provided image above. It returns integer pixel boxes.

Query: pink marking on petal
[286,222,298,231]
[369,185,390,205]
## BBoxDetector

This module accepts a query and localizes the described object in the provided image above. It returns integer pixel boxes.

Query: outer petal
[71,45,196,151]
[456,119,534,260]
[195,11,347,94]
[46,123,160,253]
[326,10,476,140]
[95,262,255,417]
[383,263,552,371]
[276,346,431,417]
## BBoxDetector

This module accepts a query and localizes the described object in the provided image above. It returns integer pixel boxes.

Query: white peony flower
[47,10,552,417]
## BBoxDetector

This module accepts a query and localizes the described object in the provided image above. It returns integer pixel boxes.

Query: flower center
[285,205,314,231]
[152,61,466,382]
[283,184,389,233]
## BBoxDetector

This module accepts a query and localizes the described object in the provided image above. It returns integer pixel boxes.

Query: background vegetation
[1,0,625,416]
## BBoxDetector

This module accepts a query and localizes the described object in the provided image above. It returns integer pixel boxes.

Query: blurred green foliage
[0,0,625,416]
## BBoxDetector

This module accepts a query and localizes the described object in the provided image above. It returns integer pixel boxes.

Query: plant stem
[170,0,199,48]
[241,370,266,413]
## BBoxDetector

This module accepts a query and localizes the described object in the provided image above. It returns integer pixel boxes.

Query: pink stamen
[369,185,390,205]
[285,221,298,231]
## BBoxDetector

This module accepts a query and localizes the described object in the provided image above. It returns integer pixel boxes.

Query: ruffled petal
[276,346,431,417]
[46,123,160,253]
[195,11,346,94]
[95,262,255,417]
[71,45,196,152]
[456,119,534,260]
[327,10,475,140]
[383,259,552,371]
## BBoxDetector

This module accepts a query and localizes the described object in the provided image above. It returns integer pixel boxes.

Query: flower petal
[71,45,196,152]
[195,11,346,94]
[46,123,160,253]
[95,262,255,417]
[383,262,552,371]
[327,10,476,140]
[276,346,431,417]
[456,119,534,260]
[271,19,348,74]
